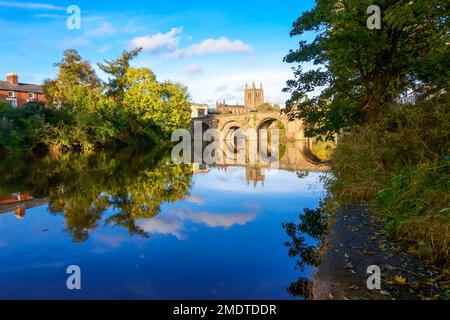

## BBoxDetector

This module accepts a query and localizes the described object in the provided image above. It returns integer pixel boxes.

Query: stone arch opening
[257,118,286,161]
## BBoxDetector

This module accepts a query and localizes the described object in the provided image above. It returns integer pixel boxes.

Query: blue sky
[0,0,315,106]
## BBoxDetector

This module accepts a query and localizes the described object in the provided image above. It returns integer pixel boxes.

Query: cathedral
[217,82,265,114]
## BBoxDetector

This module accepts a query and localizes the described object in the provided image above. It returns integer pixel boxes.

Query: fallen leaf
[394,275,406,285]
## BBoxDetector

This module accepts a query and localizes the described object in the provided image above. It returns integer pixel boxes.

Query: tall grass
[328,92,450,267]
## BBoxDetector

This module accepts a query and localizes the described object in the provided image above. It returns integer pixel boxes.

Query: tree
[98,48,143,101]
[43,49,101,107]
[123,67,191,139]
[284,0,449,140]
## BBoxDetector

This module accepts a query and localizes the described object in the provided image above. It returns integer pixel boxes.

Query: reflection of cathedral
[245,166,265,188]
[192,163,209,174]
[216,165,266,188]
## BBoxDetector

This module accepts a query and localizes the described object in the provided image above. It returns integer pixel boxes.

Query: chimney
[7,73,18,85]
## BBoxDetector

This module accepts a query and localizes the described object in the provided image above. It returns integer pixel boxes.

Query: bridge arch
[220,120,246,141]
[256,117,285,131]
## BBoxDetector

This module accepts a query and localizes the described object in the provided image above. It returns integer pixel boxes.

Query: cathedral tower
[244,81,264,109]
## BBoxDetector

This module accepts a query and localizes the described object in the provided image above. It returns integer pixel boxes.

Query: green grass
[327,92,450,267]
[311,140,336,162]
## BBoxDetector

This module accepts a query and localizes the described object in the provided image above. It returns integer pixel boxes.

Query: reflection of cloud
[94,234,126,249]
[185,211,256,229]
[186,195,205,205]
[139,216,185,240]
[138,209,257,240]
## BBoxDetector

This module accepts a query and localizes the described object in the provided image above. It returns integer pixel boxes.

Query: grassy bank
[327,92,450,268]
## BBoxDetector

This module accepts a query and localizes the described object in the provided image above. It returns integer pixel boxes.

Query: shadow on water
[0,147,193,242]
[283,205,329,299]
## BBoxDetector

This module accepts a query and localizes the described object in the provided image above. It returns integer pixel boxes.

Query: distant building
[216,101,248,115]
[217,81,265,114]
[191,103,209,118]
[0,73,45,107]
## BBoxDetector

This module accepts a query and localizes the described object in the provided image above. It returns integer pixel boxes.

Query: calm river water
[0,145,326,299]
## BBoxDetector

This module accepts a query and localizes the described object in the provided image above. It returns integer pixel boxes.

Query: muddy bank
[312,205,447,300]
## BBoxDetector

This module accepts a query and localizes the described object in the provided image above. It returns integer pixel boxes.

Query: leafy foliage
[284,0,449,139]
[1,48,191,153]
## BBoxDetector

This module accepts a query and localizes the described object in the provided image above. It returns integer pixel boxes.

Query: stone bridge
[192,111,306,141]
[190,111,327,168]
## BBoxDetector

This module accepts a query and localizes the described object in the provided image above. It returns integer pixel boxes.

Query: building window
[198,109,206,117]
[7,98,17,108]
[28,93,35,100]
[8,91,14,98]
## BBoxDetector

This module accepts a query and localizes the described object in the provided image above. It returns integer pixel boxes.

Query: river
[0,143,327,299]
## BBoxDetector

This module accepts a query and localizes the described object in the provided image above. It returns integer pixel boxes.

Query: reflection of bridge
[192,111,306,141]
[216,140,329,172]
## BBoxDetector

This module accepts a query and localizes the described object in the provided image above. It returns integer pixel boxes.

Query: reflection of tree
[105,161,193,237]
[283,207,328,299]
[0,148,193,242]
[296,171,309,179]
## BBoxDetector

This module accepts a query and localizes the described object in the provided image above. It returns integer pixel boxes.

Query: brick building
[0,73,45,107]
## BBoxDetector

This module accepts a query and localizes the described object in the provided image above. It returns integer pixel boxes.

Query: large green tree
[284,0,449,139]
[123,67,191,139]
[98,48,143,101]
[43,49,101,108]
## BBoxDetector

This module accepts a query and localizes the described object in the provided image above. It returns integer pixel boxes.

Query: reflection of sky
[0,167,325,299]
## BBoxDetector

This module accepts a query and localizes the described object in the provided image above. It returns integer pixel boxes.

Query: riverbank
[313,205,448,300]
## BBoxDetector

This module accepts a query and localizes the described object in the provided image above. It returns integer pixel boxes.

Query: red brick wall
[0,90,46,107]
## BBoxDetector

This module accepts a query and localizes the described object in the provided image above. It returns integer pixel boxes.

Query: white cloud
[170,37,253,59]
[97,44,112,53]
[182,64,203,75]
[88,22,116,37]
[33,13,65,18]
[215,86,227,92]
[169,66,292,107]
[130,27,182,53]
[0,1,63,10]
[63,37,91,47]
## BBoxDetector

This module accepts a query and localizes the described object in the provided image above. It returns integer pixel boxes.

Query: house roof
[0,81,44,94]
